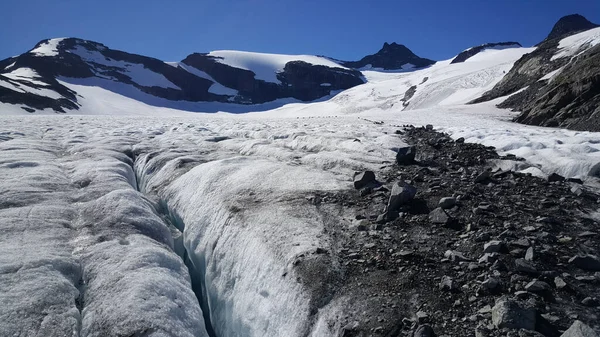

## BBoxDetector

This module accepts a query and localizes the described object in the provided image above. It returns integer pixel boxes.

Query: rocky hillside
[0,38,364,112]
[471,15,600,131]
[341,42,435,70]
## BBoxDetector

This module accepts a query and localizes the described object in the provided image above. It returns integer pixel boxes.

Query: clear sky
[1,0,599,62]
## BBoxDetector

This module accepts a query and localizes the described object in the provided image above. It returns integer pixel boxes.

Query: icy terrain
[1,34,600,337]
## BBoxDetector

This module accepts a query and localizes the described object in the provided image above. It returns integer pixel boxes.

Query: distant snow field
[552,26,600,60]
[207,50,349,83]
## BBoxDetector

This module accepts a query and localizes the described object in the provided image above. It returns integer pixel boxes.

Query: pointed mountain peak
[380,42,410,52]
[544,14,599,42]
[342,42,434,70]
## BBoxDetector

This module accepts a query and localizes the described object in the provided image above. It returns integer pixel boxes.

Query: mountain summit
[543,14,599,42]
[342,42,435,70]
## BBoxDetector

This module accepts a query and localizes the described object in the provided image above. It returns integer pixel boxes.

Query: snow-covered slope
[551,26,600,60]
[207,50,350,83]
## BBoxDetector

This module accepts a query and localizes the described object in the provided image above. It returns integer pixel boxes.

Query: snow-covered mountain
[0,38,364,112]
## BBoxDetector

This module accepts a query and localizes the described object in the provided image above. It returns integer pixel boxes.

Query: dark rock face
[470,15,600,131]
[342,42,435,70]
[181,53,364,104]
[543,14,599,43]
[0,38,365,112]
[511,45,600,131]
[450,42,522,64]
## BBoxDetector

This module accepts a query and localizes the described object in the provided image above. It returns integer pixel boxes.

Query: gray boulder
[414,324,436,337]
[438,197,456,209]
[429,208,449,225]
[387,181,417,213]
[560,320,598,337]
[491,297,536,330]
[353,171,376,189]
[396,146,416,165]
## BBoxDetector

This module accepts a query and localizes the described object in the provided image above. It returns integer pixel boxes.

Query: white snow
[173,62,238,96]
[0,68,62,99]
[539,67,564,81]
[207,50,349,83]
[69,46,181,90]
[29,38,65,57]
[3,62,16,71]
[552,26,600,60]
[3,67,44,82]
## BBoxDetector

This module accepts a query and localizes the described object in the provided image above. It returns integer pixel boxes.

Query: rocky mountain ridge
[0,38,365,112]
[471,15,600,131]
[340,42,436,70]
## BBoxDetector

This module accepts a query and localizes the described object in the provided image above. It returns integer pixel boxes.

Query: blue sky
[1,0,599,62]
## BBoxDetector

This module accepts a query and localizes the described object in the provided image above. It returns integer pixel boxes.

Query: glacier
[1,40,600,336]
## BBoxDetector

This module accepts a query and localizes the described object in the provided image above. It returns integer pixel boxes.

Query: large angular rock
[396,146,416,165]
[569,255,600,271]
[560,320,598,337]
[429,208,449,225]
[413,324,436,337]
[353,171,376,189]
[387,181,417,213]
[491,298,536,330]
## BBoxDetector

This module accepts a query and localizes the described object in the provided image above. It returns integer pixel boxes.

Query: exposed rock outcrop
[542,14,599,43]
[341,42,435,70]
[470,15,600,131]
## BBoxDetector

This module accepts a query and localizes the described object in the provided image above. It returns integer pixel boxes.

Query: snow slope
[69,45,181,89]
[29,38,65,57]
[552,26,600,60]
[208,50,350,83]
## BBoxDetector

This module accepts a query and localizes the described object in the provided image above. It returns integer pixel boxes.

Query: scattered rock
[439,275,457,292]
[554,276,567,290]
[491,297,536,330]
[474,170,492,184]
[414,324,436,337]
[515,259,538,274]
[525,247,535,261]
[525,279,551,293]
[581,297,598,307]
[396,146,416,165]
[569,255,600,271]
[484,240,505,254]
[560,320,598,337]
[353,171,377,189]
[438,197,456,209]
[387,181,417,214]
[416,310,429,323]
[445,250,470,262]
[430,208,450,225]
